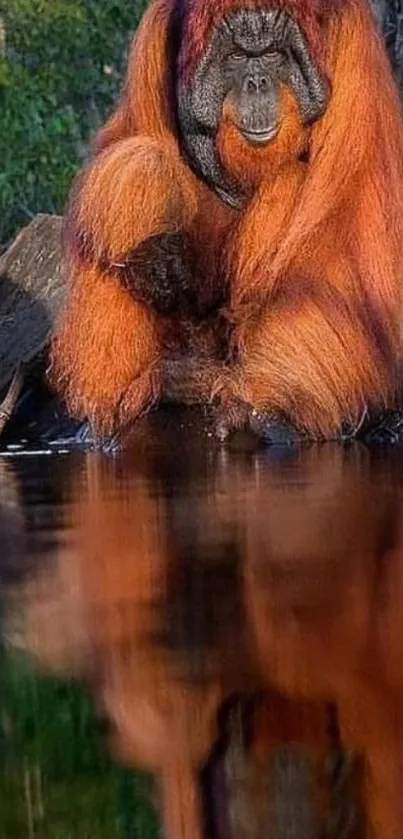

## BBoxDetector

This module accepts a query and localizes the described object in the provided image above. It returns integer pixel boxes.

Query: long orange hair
[50,0,403,438]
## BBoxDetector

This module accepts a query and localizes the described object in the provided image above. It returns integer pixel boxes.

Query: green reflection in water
[0,651,158,839]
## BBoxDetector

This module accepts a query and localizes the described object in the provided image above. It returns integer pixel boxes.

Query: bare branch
[0,366,24,434]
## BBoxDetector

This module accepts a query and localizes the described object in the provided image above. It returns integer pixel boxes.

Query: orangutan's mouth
[242,125,279,145]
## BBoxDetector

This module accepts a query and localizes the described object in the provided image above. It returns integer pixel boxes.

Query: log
[0,214,64,393]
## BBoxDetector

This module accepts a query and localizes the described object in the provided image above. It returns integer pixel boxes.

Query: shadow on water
[1,408,403,838]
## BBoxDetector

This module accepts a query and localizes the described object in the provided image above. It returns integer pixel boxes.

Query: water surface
[0,408,402,839]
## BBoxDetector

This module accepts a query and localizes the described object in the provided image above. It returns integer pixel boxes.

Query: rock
[371,0,403,93]
[0,214,64,393]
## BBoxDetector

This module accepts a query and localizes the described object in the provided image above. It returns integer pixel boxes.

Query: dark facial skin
[176,9,330,208]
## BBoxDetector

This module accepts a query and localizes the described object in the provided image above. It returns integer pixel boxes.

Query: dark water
[0,408,403,839]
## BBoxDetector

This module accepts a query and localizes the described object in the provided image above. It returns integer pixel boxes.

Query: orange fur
[68,137,198,264]
[218,0,403,436]
[52,263,161,435]
[50,0,204,434]
[51,0,403,438]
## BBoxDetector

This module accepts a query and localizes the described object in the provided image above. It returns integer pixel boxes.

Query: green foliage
[0,0,148,247]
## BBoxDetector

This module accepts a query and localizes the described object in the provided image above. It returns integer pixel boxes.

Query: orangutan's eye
[261,48,283,61]
[229,51,246,62]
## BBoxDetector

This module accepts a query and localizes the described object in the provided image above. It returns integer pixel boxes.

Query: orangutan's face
[177,8,329,207]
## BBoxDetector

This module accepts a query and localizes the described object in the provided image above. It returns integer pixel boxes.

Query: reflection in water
[1,414,403,839]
